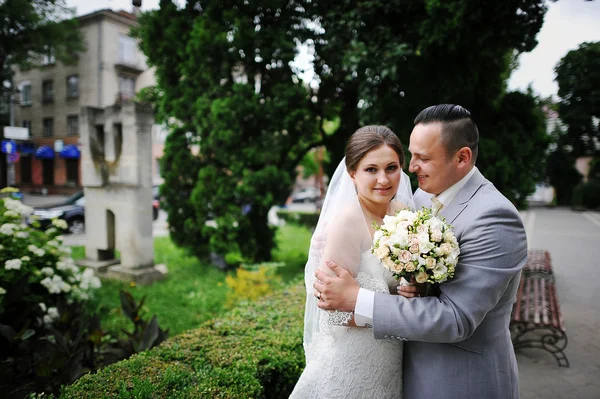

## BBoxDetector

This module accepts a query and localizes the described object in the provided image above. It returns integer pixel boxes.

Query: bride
[290,125,415,398]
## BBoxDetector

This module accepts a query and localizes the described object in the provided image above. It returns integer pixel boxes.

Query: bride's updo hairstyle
[345,125,405,173]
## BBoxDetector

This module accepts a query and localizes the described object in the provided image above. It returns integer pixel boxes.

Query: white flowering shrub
[0,191,101,331]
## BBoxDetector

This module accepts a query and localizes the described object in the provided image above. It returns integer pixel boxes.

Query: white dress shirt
[354,166,478,327]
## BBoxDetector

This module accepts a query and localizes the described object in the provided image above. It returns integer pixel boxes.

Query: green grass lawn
[72,224,312,337]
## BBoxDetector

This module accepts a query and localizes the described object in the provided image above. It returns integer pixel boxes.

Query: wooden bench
[510,250,569,367]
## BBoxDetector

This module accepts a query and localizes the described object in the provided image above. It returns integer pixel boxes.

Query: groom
[314,104,527,399]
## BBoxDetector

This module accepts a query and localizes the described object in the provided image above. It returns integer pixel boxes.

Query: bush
[224,263,284,309]
[0,191,103,397]
[52,282,306,399]
[276,210,320,230]
[572,179,600,210]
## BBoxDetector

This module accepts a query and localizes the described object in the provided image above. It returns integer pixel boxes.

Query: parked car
[291,187,320,203]
[30,190,160,235]
[30,191,85,234]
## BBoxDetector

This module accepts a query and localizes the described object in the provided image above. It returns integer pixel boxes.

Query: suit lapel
[438,170,486,225]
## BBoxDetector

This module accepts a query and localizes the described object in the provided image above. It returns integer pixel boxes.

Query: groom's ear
[456,147,473,166]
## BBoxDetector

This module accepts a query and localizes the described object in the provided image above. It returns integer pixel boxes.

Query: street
[518,207,600,399]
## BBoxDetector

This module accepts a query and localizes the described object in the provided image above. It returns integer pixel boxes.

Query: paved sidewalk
[518,207,600,399]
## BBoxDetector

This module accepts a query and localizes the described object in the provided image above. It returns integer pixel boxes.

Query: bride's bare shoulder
[389,200,409,213]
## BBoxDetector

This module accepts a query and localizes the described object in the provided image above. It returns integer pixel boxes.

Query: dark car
[31,190,160,235]
[30,191,85,234]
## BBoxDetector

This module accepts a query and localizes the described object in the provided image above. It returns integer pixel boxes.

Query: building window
[42,159,54,185]
[43,118,53,137]
[119,75,135,101]
[66,159,79,185]
[42,46,56,65]
[66,75,79,98]
[21,120,31,134]
[42,80,54,103]
[119,35,138,65]
[67,115,79,136]
[20,156,32,184]
[20,82,32,105]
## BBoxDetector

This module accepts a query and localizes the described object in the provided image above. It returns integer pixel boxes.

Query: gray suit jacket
[373,169,527,399]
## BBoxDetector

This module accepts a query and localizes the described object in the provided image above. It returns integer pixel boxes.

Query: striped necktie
[431,196,443,216]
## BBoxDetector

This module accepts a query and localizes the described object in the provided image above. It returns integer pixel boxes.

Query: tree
[305,0,551,203]
[546,125,583,205]
[135,1,318,263]
[555,41,600,157]
[0,0,84,91]
[137,0,553,264]
[478,91,550,208]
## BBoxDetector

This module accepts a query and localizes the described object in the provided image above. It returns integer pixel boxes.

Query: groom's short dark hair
[414,104,479,163]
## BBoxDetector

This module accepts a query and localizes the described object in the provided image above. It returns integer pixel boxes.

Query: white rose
[383,256,396,271]
[425,257,437,269]
[443,230,457,244]
[391,246,401,256]
[392,262,405,273]
[376,244,390,259]
[430,229,443,242]
[416,224,427,234]
[440,243,453,256]
[390,232,408,248]
[5,259,22,270]
[405,262,416,272]
[415,271,428,284]
[399,250,412,263]
[408,234,419,244]
[409,244,419,254]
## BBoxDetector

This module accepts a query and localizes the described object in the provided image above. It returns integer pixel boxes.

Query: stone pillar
[76,103,167,285]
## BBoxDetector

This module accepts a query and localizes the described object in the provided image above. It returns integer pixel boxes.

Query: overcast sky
[67,0,600,99]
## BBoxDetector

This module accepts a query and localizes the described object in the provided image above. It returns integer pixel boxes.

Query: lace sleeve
[324,310,354,326]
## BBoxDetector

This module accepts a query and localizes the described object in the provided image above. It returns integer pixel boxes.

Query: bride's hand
[397,278,427,298]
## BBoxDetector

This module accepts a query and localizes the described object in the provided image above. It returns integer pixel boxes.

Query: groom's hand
[314,260,359,312]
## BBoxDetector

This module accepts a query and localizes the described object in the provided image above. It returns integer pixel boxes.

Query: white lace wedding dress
[289,250,403,399]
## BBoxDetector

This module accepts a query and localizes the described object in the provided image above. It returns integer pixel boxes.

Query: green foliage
[572,180,600,210]
[478,91,550,208]
[546,127,583,206]
[555,41,600,157]
[0,194,103,397]
[53,283,307,399]
[224,263,283,309]
[119,290,169,353]
[305,0,550,181]
[0,0,84,95]
[136,1,319,264]
[137,0,551,263]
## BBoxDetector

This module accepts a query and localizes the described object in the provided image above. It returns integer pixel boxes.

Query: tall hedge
[55,283,306,399]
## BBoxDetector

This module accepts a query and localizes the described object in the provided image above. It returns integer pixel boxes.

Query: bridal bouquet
[371,207,459,284]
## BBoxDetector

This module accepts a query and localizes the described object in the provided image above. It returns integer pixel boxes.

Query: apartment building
[11,9,157,194]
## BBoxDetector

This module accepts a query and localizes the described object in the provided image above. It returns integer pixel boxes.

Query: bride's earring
[354,184,358,194]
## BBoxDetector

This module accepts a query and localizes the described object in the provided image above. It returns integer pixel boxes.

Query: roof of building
[78,9,138,26]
